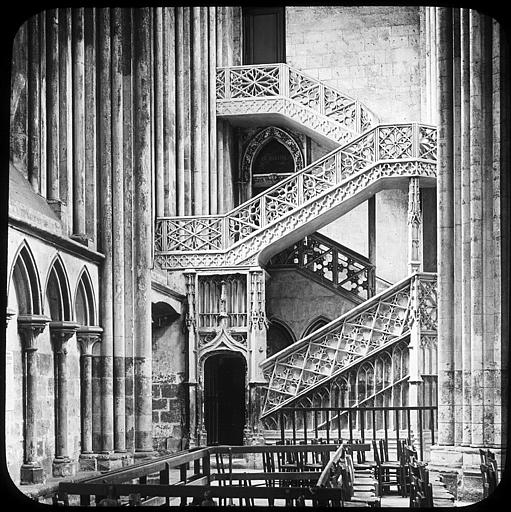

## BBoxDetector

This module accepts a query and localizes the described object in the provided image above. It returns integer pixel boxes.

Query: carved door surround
[241,126,305,197]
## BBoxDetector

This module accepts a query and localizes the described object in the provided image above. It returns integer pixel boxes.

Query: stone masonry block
[152,398,168,410]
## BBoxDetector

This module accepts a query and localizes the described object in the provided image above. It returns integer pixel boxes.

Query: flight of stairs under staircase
[259,272,438,419]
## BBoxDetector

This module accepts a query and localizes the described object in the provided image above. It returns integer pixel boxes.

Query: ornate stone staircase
[154,123,437,270]
[268,231,376,304]
[216,63,379,148]
[259,272,438,420]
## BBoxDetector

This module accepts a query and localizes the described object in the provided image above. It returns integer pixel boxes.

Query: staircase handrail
[155,123,437,255]
[216,63,379,135]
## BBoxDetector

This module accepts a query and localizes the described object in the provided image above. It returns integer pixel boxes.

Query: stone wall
[266,269,359,340]
[286,5,422,123]
[151,318,187,452]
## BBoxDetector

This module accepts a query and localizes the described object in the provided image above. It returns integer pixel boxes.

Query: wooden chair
[409,463,433,507]
[480,461,497,498]
[349,439,378,473]
[372,439,403,496]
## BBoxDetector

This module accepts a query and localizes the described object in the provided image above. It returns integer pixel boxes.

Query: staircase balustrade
[260,273,437,417]
[268,232,376,301]
[217,64,378,145]
[154,123,437,270]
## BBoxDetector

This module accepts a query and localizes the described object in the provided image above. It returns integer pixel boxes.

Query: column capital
[76,325,103,356]
[17,314,51,351]
[6,307,16,327]
[50,321,80,353]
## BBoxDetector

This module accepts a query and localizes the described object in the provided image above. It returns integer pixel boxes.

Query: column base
[428,444,504,502]
[52,457,76,478]
[133,450,158,462]
[20,463,45,485]
[78,453,98,472]
[96,452,133,472]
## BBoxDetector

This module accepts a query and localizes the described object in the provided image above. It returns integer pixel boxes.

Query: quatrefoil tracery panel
[378,125,414,160]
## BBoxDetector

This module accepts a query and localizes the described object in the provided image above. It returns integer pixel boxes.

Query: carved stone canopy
[76,325,103,356]
[17,314,51,351]
[50,320,81,353]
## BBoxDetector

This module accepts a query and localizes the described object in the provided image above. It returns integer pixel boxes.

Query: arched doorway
[204,353,246,445]
[266,319,295,357]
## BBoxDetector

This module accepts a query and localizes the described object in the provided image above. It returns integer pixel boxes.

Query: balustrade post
[280,64,289,98]
[334,151,343,183]
[296,174,304,205]
[412,123,419,158]
[225,66,231,100]
[374,126,380,162]
[260,196,267,227]
[319,83,325,115]
[18,314,50,485]
[355,101,361,134]
[222,215,229,249]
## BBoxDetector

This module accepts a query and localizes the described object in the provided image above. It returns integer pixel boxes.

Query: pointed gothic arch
[9,240,43,315]
[266,317,296,358]
[241,126,305,194]
[302,315,331,338]
[44,254,73,321]
[74,266,97,326]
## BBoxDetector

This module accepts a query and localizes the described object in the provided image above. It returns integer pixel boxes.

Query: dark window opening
[243,7,285,65]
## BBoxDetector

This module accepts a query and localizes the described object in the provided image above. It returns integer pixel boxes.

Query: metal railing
[275,405,437,462]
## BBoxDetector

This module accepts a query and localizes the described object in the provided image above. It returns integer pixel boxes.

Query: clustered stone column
[133,7,154,457]
[50,321,80,477]
[431,7,509,498]
[183,270,198,447]
[77,327,103,471]
[11,7,246,470]
[17,314,50,484]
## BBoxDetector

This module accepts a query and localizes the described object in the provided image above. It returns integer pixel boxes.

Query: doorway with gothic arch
[203,352,247,445]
